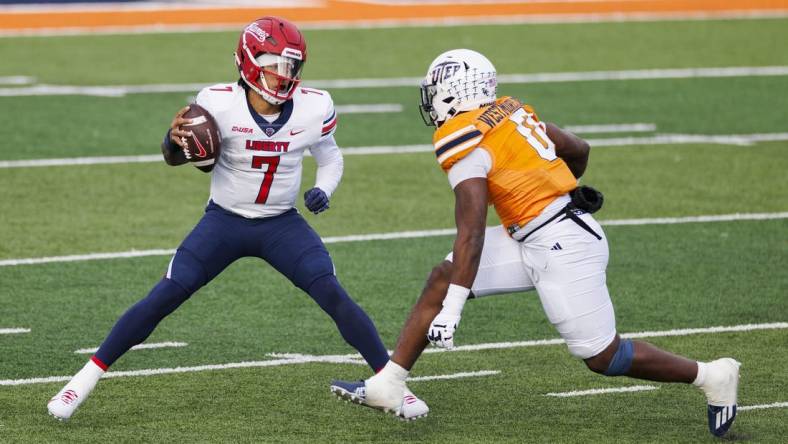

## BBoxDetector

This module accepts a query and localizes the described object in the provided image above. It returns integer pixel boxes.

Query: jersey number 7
[251,156,280,204]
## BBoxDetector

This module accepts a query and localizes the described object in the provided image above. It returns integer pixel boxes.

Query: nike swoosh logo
[290,128,305,136]
[192,132,208,158]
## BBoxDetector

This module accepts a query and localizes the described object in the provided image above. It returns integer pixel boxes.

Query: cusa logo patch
[232,126,254,134]
[430,61,462,84]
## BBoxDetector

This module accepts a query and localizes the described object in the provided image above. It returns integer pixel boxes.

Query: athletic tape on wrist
[443,284,470,315]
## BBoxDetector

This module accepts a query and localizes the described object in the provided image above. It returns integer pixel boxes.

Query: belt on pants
[510,204,602,243]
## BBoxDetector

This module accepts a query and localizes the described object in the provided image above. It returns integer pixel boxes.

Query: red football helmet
[234,17,307,105]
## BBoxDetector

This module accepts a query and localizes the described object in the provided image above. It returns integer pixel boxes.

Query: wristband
[442,284,470,316]
[163,129,181,153]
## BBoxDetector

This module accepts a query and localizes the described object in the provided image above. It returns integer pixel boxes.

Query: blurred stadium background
[0,1,786,442]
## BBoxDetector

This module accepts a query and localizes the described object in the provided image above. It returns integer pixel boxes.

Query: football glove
[427,312,461,349]
[304,187,329,214]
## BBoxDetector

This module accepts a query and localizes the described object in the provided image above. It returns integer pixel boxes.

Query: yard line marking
[564,123,656,134]
[424,322,788,355]
[2,131,787,169]
[545,385,659,397]
[0,76,34,85]
[601,212,788,227]
[266,352,366,364]
[621,323,788,339]
[0,328,30,335]
[2,66,787,96]
[407,370,500,382]
[0,249,176,266]
[74,341,187,354]
[335,103,403,114]
[1,213,787,267]
[2,10,788,37]
[0,155,163,168]
[2,322,785,387]
[0,356,364,387]
[739,402,788,411]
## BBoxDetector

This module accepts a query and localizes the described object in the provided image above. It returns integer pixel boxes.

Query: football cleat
[47,359,104,421]
[48,387,87,421]
[330,380,429,421]
[698,358,740,437]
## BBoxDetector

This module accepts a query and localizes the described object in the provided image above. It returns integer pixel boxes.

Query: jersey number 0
[509,108,557,161]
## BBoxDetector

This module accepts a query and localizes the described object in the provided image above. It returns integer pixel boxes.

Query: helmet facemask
[241,46,304,105]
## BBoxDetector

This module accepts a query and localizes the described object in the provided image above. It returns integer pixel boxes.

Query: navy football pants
[95,201,389,371]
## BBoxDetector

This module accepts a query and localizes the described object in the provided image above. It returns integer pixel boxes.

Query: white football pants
[446,209,616,359]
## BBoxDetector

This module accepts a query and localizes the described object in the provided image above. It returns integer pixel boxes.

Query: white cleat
[48,387,87,421]
[697,358,740,437]
[47,359,104,421]
[330,379,429,421]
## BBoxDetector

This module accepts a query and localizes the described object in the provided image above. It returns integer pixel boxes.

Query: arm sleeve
[447,148,492,189]
[309,134,344,198]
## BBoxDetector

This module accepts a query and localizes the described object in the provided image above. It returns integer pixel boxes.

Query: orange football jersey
[432,97,577,231]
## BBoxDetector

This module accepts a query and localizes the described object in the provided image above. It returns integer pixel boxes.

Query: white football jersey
[195,82,338,218]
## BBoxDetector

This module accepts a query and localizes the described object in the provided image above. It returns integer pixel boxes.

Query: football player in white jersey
[47,16,427,422]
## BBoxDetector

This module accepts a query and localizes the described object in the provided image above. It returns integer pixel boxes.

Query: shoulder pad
[433,117,484,172]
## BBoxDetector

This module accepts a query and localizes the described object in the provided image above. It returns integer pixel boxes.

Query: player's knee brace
[603,338,634,376]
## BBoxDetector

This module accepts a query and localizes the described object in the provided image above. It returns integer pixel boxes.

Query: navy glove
[304,187,330,214]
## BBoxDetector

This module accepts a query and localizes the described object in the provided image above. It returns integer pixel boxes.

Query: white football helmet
[419,49,497,126]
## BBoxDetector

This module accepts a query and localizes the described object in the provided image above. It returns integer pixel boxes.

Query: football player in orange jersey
[331,49,740,435]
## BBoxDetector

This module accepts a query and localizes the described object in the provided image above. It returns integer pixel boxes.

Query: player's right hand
[427,312,461,349]
[169,106,194,150]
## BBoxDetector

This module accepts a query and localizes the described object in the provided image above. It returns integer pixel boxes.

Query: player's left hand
[427,312,461,349]
[304,187,330,214]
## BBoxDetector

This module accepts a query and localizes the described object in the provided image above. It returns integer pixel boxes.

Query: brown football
[180,104,222,172]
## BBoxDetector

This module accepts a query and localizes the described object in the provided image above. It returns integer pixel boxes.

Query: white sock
[376,360,409,383]
[68,359,105,393]
[692,361,707,387]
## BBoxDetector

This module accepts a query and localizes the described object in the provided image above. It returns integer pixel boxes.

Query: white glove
[427,312,461,349]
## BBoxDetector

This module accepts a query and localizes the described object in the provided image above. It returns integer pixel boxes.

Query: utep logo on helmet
[245,23,269,43]
[431,61,462,84]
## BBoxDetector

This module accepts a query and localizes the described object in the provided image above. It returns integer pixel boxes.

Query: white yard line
[1,213,786,268]
[0,249,176,266]
[0,328,30,335]
[545,385,659,397]
[1,321,785,387]
[335,103,403,114]
[2,10,787,37]
[0,155,163,168]
[738,402,788,412]
[407,370,500,382]
[2,66,787,97]
[0,76,35,86]
[2,131,787,169]
[424,322,788,355]
[564,123,655,134]
[74,341,187,354]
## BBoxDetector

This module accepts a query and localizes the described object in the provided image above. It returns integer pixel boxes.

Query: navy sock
[95,278,191,367]
[307,275,389,372]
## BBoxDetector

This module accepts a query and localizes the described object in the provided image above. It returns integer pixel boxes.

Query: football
[180,104,222,172]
